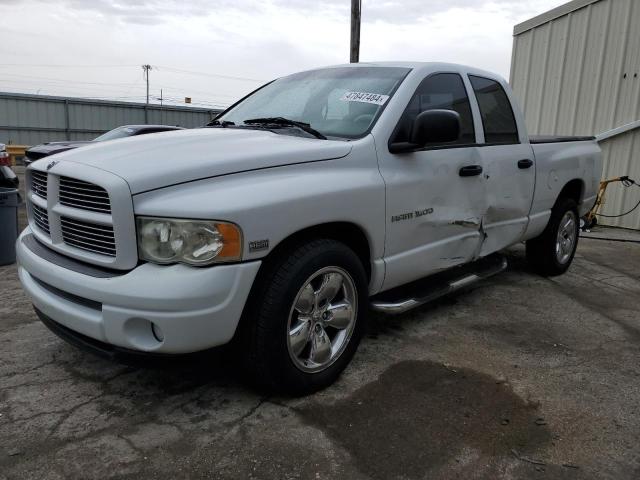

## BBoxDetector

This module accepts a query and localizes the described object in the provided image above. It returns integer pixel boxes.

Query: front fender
[133,141,386,264]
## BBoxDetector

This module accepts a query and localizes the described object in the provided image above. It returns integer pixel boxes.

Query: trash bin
[0,187,20,266]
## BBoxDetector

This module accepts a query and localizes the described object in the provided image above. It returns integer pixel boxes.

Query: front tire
[526,198,580,276]
[240,239,368,395]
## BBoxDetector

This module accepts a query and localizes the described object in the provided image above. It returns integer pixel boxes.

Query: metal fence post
[64,99,70,141]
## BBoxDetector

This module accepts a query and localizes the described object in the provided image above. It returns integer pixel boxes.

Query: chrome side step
[370,254,508,315]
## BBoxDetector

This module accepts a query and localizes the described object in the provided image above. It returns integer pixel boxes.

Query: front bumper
[17,227,261,354]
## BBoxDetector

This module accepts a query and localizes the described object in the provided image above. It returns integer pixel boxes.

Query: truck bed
[529,136,602,220]
[529,135,596,144]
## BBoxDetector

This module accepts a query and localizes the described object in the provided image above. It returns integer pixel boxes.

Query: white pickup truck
[17,62,602,393]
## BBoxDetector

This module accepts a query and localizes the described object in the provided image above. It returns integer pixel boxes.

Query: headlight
[136,217,242,266]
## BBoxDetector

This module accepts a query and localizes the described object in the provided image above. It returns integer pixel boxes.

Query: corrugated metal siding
[599,129,640,229]
[511,0,640,229]
[0,92,220,145]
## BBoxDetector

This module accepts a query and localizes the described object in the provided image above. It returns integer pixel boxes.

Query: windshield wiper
[207,119,235,127]
[243,117,327,140]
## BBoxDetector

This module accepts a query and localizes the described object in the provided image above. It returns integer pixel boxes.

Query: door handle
[518,159,534,169]
[459,165,483,177]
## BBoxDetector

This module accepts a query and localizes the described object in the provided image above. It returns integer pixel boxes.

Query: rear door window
[469,75,519,144]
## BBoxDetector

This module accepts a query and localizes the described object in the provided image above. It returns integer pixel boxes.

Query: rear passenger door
[468,75,535,255]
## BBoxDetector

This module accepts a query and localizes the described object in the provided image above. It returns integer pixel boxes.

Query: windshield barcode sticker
[340,92,389,105]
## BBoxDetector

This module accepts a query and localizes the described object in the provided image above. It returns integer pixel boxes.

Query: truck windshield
[216,66,410,139]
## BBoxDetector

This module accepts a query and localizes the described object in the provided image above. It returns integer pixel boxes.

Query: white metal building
[0,92,220,146]
[510,0,640,229]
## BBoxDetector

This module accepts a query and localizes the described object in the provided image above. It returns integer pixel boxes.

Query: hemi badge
[249,239,269,252]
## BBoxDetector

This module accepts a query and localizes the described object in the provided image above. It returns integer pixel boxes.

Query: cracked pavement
[2,166,640,479]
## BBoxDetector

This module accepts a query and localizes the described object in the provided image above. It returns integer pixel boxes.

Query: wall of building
[510,0,640,229]
[0,92,221,146]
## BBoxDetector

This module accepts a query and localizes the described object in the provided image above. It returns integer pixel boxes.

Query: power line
[0,77,151,96]
[0,62,255,107]
[157,85,238,98]
[0,72,239,100]
[0,64,138,68]
[0,63,267,83]
[0,79,233,107]
[0,87,223,107]
[0,81,226,103]
[0,78,146,94]
[154,65,266,83]
[0,71,144,87]
[159,96,228,108]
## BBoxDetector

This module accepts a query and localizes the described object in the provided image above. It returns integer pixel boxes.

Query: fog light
[151,323,164,342]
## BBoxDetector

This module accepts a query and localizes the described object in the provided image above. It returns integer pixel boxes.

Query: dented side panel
[376,139,486,291]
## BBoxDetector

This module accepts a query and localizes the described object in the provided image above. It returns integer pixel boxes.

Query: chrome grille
[31,170,48,199]
[59,176,111,214]
[26,168,135,268]
[31,203,50,235]
[61,216,116,257]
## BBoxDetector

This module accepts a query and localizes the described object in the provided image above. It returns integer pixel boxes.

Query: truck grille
[31,170,48,199]
[26,168,131,267]
[32,203,50,235]
[59,176,111,214]
[60,217,116,257]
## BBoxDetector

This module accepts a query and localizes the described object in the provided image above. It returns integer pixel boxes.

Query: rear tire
[239,239,368,395]
[526,198,579,276]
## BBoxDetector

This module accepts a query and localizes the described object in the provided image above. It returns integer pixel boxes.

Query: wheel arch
[557,179,585,206]
[232,222,373,362]
[263,222,373,281]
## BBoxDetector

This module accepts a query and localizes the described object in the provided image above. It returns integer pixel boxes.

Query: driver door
[377,73,486,291]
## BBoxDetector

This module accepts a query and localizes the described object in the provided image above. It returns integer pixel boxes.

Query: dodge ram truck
[17,62,602,394]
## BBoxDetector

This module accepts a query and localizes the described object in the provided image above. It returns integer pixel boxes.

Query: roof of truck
[314,62,507,83]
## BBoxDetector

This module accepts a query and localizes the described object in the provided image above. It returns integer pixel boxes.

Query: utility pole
[350,0,361,63]
[142,64,152,123]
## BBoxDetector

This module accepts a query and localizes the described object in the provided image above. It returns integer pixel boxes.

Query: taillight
[0,152,11,167]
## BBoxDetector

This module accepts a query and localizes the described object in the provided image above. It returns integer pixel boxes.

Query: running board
[370,254,508,315]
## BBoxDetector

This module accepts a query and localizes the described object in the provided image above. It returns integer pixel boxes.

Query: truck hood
[37,128,352,194]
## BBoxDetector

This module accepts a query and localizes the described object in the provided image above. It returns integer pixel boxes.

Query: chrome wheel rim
[286,266,358,373]
[556,211,577,264]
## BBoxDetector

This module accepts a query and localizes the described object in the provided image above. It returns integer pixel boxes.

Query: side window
[393,73,475,146]
[469,75,519,144]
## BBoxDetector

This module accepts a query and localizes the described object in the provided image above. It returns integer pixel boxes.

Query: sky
[0,0,567,109]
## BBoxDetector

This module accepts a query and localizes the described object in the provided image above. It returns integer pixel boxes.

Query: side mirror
[388,109,462,154]
[410,109,461,146]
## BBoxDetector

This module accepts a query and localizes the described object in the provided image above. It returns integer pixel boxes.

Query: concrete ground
[2,165,640,479]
